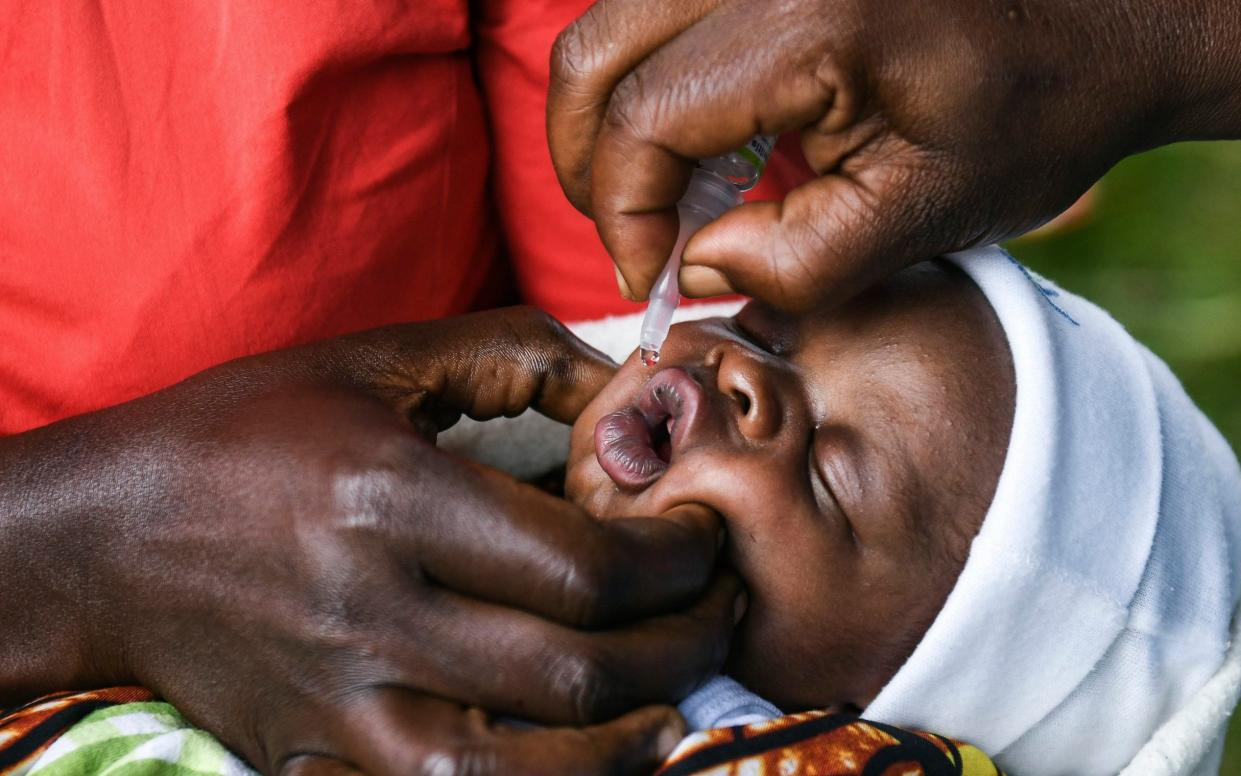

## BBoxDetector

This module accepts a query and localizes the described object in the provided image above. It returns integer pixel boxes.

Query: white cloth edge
[1120,602,1241,775]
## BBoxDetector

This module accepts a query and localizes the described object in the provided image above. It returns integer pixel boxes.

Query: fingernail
[656,722,685,760]
[614,266,635,301]
[678,265,735,298]
[734,591,748,624]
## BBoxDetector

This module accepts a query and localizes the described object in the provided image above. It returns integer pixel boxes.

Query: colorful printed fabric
[1,688,153,775]
[0,690,252,776]
[4,691,1003,776]
[657,709,1004,776]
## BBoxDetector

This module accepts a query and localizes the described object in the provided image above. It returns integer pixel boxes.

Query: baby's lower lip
[594,407,668,490]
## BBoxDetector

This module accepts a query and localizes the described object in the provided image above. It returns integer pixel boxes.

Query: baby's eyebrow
[727,316,778,354]
[733,299,801,344]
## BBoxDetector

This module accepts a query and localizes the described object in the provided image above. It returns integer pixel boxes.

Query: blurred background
[1003,140,1241,770]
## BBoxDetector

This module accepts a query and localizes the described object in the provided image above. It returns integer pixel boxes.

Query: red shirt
[1,0,810,435]
[0,0,497,434]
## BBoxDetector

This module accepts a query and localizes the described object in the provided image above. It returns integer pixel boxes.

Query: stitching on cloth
[999,248,1080,326]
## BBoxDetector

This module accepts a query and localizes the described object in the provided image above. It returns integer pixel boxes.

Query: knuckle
[416,742,491,776]
[488,305,547,350]
[550,2,627,97]
[556,560,606,628]
[553,648,628,723]
[415,745,460,776]
[604,60,694,148]
[327,450,410,533]
[556,553,626,628]
[549,17,598,93]
[510,305,562,342]
[602,72,651,138]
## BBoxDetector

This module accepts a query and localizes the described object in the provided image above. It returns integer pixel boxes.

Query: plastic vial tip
[640,348,660,368]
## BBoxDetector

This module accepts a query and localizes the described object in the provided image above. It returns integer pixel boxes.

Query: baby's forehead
[770,263,1010,397]
[799,261,990,340]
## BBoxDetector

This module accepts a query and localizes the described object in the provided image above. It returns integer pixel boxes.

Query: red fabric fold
[0,1,497,434]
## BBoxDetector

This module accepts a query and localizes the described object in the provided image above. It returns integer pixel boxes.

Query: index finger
[321,308,618,426]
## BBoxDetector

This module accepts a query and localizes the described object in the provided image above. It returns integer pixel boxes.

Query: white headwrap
[865,246,1241,776]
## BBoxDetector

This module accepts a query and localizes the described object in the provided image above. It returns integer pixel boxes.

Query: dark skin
[0,307,742,776]
[566,263,1015,710]
[547,0,1241,309]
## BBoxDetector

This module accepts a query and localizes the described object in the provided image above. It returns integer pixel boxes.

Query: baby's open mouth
[594,367,706,490]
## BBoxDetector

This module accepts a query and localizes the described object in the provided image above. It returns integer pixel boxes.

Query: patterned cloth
[1,688,153,775]
[658,709,1004,776]
[0,690,251,776]
[3,691,1003,776]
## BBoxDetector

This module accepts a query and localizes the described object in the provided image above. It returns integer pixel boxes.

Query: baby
[569,259,1013,711]
[558,246,1241,776]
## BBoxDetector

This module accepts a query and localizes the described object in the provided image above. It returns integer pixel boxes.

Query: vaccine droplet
[640,348,660,368]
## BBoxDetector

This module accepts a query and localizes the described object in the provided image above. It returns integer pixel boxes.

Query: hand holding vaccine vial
[638,136,775,367]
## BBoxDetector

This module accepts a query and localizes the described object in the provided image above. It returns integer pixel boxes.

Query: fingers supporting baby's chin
[657,503,723,544]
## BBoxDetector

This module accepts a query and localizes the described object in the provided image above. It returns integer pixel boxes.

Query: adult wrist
[0,416,132,702]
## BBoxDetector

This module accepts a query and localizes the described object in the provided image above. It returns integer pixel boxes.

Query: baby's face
[567,262,1014,710]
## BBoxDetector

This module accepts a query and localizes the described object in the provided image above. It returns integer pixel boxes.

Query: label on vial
[737,135,775,173]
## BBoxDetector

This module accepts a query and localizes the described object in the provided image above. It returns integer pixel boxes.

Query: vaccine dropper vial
[638,136,775,367]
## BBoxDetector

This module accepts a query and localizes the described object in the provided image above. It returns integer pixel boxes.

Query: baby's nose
[707,341,782,441]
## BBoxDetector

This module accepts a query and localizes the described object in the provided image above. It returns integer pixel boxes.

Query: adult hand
[0,308,739,776]
[548,0,1241,310]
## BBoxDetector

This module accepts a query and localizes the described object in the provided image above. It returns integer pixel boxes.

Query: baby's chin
[563,463,616,518]
[564,442,644,520]
[566,416,625,518]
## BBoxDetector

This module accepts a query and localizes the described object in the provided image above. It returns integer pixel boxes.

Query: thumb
[681,161,970,311]
[506,705,688,776]
[325,308,618,426]
[432,307,619,426]
[281,756,365,776]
